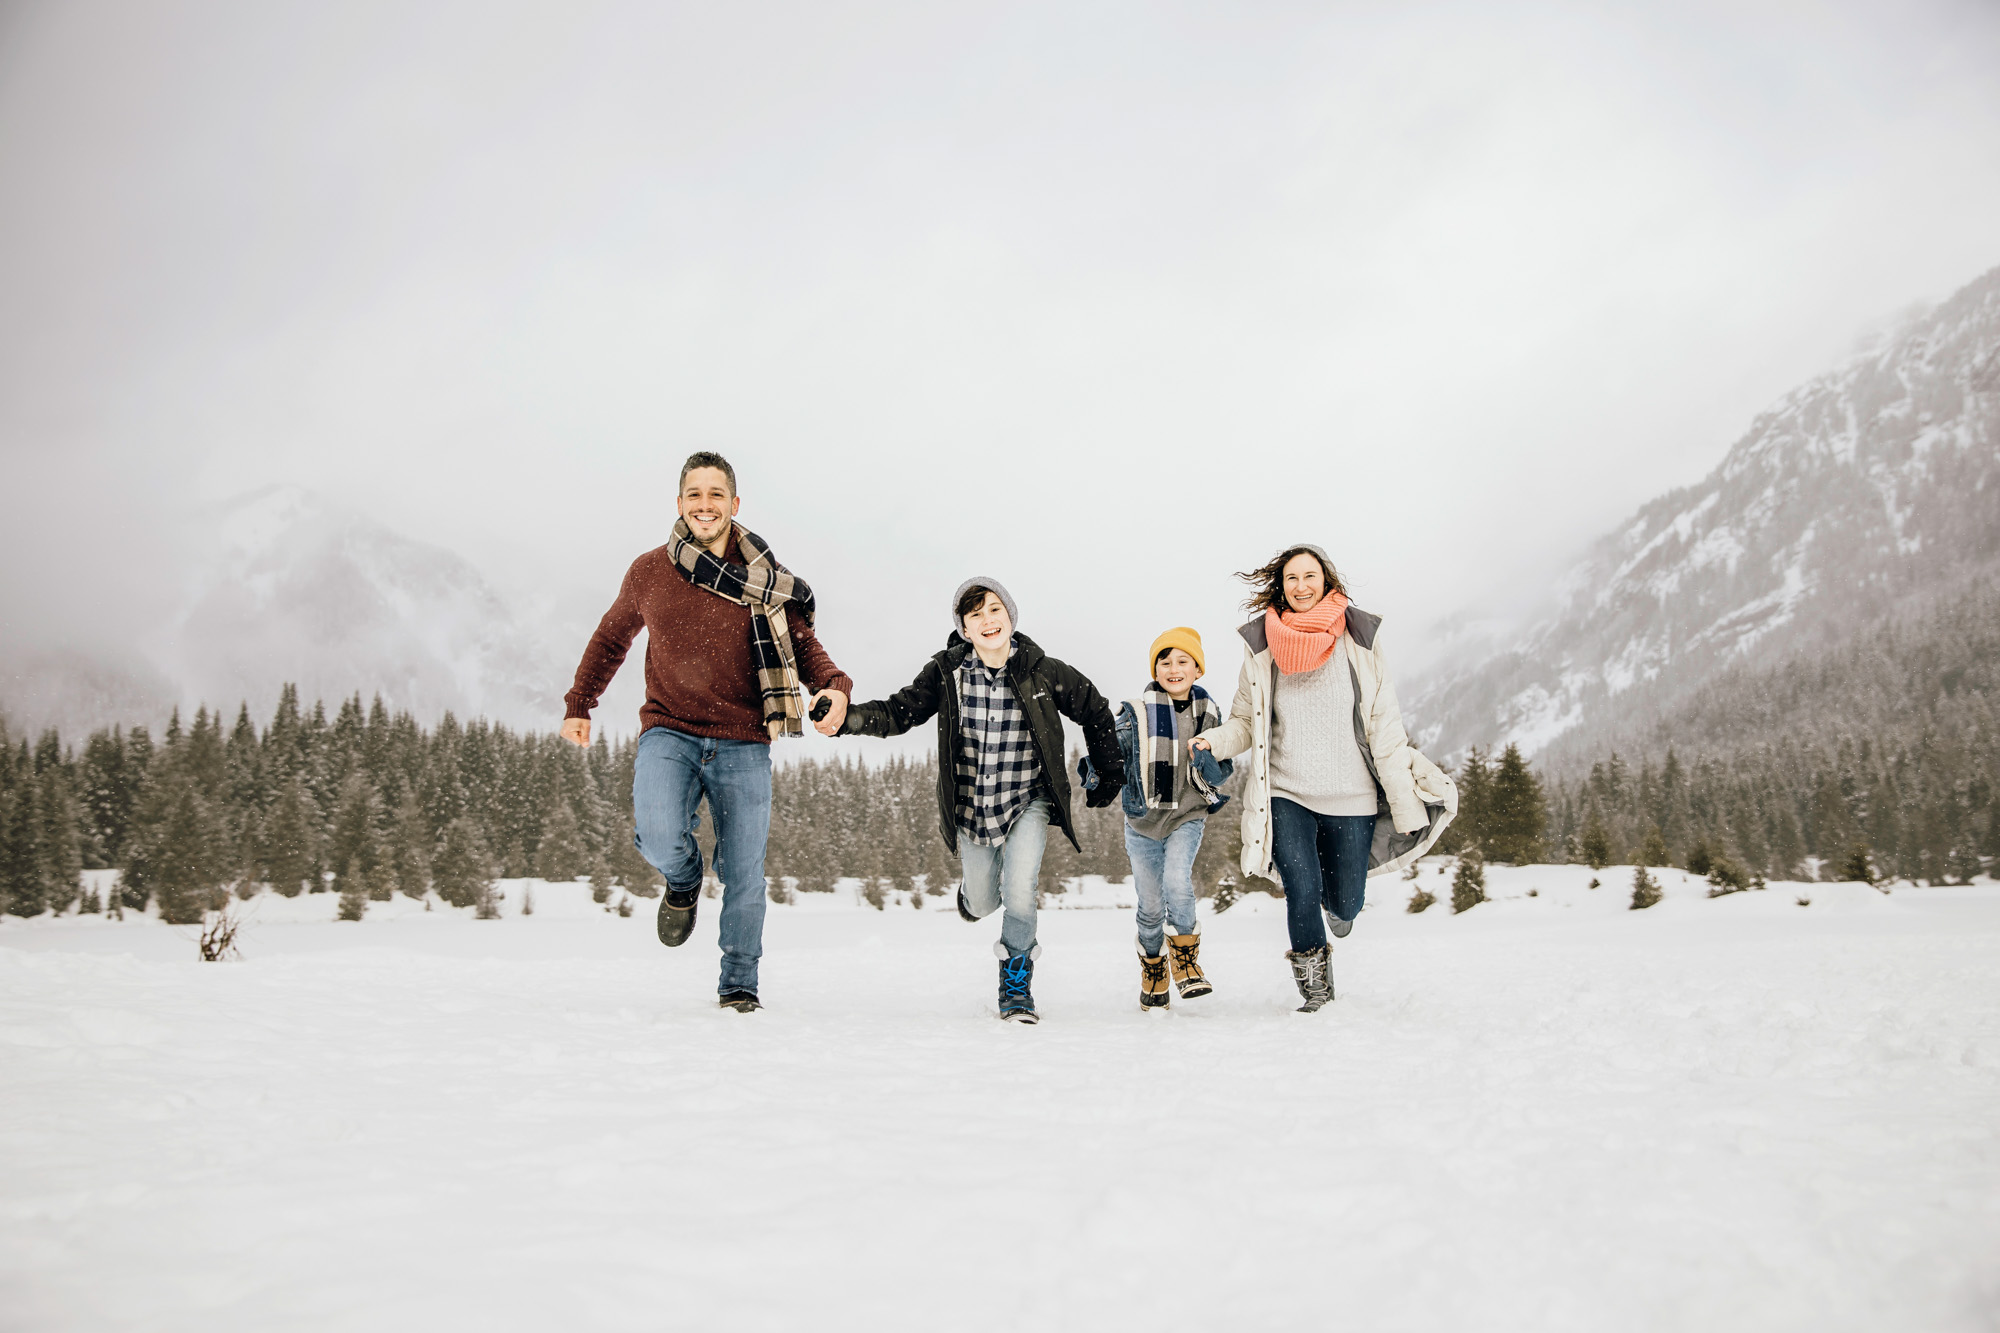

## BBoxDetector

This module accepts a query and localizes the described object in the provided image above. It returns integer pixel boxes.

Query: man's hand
[809,689,849,736]
[1190,735,1211,754]
[561,717,591,748]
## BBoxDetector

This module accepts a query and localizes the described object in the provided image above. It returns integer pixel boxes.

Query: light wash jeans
[1124,818,1205,957]
[958,798,1051,959]
[632,726,773,995]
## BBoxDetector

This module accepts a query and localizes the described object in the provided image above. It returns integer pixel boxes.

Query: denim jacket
[1077,696,1233,820]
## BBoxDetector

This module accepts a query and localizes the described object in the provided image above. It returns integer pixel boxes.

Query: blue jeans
[959,798,1050,959]
[1270,798,1373,952]
[632,726,773,995]
[1125,819,1205,956]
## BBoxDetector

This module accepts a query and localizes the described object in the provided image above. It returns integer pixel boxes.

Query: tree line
[8,580,1992,926]
[0,686,1177,923]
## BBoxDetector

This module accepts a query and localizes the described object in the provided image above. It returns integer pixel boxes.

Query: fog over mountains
[1,487,582,740]
[1407,264,2000,768]
[6,266,1997,760]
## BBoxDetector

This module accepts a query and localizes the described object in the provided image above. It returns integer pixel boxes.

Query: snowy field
[3,864,1998,1332]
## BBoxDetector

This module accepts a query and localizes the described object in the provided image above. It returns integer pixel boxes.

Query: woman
[840,578,1123,1024]
[1194,546,1456,1012]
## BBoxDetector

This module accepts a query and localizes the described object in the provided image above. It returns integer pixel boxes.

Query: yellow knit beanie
[1148,627,1204,680]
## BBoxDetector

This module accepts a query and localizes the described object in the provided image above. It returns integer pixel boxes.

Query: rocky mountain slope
[1408,264,2000,766]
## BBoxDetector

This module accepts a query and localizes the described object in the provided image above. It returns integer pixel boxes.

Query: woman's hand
[1189,736,1211,755]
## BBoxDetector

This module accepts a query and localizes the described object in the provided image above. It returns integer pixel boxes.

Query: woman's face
[1281,552,1326,613]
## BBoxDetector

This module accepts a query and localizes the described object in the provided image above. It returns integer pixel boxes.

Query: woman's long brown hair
[1236,546,1345,613]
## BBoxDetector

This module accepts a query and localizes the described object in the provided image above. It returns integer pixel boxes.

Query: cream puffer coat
[1199,605,1457,882]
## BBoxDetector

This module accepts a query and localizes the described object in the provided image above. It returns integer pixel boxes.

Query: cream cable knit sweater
[1268,657,1378,817]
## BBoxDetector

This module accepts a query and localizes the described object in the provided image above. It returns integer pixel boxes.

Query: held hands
[809,689,849,736]
[1189,736,1211,755]
[561,717,591,748]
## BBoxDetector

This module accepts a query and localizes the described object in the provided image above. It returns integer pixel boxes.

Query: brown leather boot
[1138,950,1171,1012]
[1166,933,1213,998]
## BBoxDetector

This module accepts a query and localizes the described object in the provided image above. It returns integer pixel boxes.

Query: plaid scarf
[666,519,814,739]
[1137,684,1223,810]
[955,645,1044,846]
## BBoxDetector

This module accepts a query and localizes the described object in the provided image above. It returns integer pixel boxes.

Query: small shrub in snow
[591,881,611,904]
[861,880,887,911]
[198,904,243,961]
[520,886,535,916]
[767,880,794,906]
[1630,866,1662,911]
[1211,880,1241,914]
[1407,888,1435,913]
[1705,856,1753,897]
[1795,895,1811,907]
[1685,841,1713,878]
[1527,888,1538,897]
[474,881,500,920]
[1451,851,1486,914]
[1841,843,1877,886]
[1587,877,1600,891]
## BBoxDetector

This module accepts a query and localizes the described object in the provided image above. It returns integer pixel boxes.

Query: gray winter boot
[1286,945,1333,1013]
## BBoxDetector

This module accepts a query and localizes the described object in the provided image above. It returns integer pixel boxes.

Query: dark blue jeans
[1270,798,1373,952]
[632,726,773,995]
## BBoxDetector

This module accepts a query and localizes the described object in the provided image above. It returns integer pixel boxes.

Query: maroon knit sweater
[564,531,852,744]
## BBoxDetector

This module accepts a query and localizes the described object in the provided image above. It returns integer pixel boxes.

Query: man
[561,452,850,1012]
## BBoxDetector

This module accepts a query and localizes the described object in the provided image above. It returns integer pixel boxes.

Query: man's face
[961,592,1013,654]
[1154,648,1200,698]
[677,468,739,549]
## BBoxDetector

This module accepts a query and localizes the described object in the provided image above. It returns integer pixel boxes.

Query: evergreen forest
[3,579,1994,923]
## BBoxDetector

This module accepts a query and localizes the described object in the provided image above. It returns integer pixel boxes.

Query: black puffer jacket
[841,632,1124,855]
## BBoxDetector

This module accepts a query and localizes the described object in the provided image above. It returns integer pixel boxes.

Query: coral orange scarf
[1265,593,1349,675]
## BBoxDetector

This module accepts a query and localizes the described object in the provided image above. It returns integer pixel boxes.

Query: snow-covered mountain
[151,486,567,731]
[1408,264,2000,765]
[1,487,571,740]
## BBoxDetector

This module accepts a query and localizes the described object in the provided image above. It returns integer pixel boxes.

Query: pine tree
[1444,747,1492,855]
[1636,825,1669,868]
[433,816,496,909]
[262,776,322,895]
[327,772,389,901]
[1484,744,1547,864]
[1840,842,1877,885]
[1450,849,1486,914]
[1579,806,1612,869]
[388,789,432,899]
[336,860,370,920]
[536,798,587,881]
[1629,865,1662,910]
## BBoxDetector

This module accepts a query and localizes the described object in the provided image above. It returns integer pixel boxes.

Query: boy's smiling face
[1154,648,1200,700]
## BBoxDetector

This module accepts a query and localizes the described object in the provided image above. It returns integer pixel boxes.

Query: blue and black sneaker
[997,953,1039,1024]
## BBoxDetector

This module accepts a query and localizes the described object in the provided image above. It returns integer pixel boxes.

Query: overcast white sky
[4,0,2000,726]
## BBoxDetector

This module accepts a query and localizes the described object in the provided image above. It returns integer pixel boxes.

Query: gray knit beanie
[950,576,1019,641]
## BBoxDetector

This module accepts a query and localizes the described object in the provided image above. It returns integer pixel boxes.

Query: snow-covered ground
[3,863,1997,1332]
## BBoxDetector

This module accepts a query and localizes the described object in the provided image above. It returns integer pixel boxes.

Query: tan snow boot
[1138,949,1172,1012]
[1166,932,1213,999]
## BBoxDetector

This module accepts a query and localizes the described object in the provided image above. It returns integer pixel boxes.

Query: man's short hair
[679,451,737,496]
[955,585,995,621]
